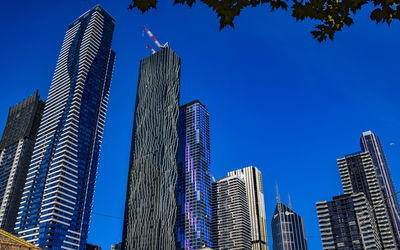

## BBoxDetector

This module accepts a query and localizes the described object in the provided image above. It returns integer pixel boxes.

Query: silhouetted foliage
[128,0,400,42]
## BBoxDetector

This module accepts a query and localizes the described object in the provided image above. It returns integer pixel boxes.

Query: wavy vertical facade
[15,5,115,249]
[123,47,181,250]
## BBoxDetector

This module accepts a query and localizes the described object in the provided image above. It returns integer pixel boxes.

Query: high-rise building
[15,5,115,249]
[0,92,44,233]
[211,175,251,250]
[228,166,268,250]
[271,189,307,250]
[122,47,181,250]
[360,131,400,244]
[177,101,212,249]
[338,152,397,248]
[316,193,382,249]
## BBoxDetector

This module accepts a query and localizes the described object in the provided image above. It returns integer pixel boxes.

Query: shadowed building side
[0,92,44,234]
[122,47,181,250]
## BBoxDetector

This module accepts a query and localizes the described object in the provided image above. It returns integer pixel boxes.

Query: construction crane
[144,25,168,54]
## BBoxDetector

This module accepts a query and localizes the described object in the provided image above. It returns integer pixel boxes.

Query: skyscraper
[271,190,307,250]
[15,5,115,249]
[360,131,400,244]
[177,101,212,249]
[0,92,44,233]
[122,47,181,250]
[338,152,397,248]
[316,193,382,249]
[228,166,268,250]
[211,175,251,250]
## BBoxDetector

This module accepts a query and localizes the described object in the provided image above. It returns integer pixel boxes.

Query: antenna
[210,172,216,183]
[276,184,281,203]
[288,193,292,209]
[146,44,156,54]
[144,25,168,49]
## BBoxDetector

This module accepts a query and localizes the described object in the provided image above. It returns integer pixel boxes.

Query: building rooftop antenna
[144,25,168,52]
[146,44,156,54]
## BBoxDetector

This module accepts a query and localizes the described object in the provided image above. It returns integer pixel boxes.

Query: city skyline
[2,1,400,249]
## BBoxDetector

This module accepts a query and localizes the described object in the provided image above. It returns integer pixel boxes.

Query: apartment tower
[361,131,400,244]
[177,101,212,249]
[15,5,115,249]
[0,92,44,233]
[316,193,382,249]
[122,47,181,250]
[211,175,251,249]
[228,166,268,250]
[338,152,397,248]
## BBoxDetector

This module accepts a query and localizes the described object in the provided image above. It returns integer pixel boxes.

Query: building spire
[288,193,292,209]
[276,184,281,203]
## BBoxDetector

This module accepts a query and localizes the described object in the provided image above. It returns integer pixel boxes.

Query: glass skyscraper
[177,101,212,249]
[15,5,115,249]
[0,92,44,233]
[123,47,181,250]
[360,131,400,245]
[271,192,307,250]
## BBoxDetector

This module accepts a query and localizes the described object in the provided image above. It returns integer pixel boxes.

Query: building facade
[338,152,397,248]
[122,47,181,250]
[111,242,122,250]
[211,176,251,250]
[316,193,382,249]
[15,5,115,249]
[177,101,212,249]
[0,92,44,233]
[360,131,400,245]
[228,166,268,250]
[271,195,307,250]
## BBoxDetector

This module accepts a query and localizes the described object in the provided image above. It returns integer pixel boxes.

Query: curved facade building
[123,47,181,250]
[15,5,115,249]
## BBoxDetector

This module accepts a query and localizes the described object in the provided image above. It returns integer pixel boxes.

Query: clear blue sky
[1,1,400,249]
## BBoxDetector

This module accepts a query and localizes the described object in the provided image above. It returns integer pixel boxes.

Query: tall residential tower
[211,175,251,250]
[361,131,400,244]
[122,47,181,250]
[177,101,212,249]
[228,166,268,250]
[0,92,44,233]
[338,152,397,248]
[15,5,115,249]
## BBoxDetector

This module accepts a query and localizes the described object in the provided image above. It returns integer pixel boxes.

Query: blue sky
[1,0,400,249]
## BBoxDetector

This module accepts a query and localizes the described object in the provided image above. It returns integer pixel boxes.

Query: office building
[271,190,307,250]
[122,47,181,250]
[228,166,268,250]
[338,152,397,248]
[361,131,400,244]
[0,92,44,233]
[15,5,116,249]
[177,101,212,249]
[211,175,251,250]
[316,193,382,249]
